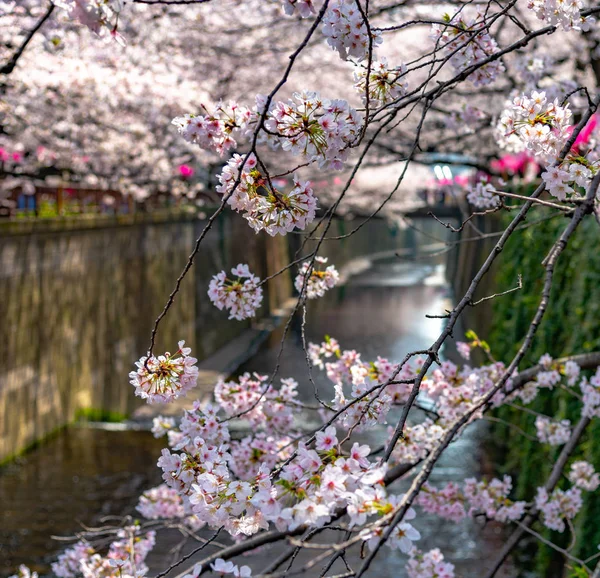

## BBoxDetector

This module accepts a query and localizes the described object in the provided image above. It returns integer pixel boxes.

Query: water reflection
[0,428,164,575]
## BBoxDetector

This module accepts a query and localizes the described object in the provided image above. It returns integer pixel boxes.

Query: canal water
[0,222,504,577]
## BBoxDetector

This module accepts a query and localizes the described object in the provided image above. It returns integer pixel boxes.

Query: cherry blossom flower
[54,0,122,37]
[497,91,572,159]
[129,341,198,404]
[52,541,95,578]
[151,416,176,438]
[456,341,471,360]
[407,548,456,578]
[295,257,340,299]
[173,101,252,155]
[208,264,263,320]
[431,10,504,87]
[564,360,581,386]
[569,461,600,491]
[535,416,571,446]
[418,476,525,524]
[390,420,446,465]
[535,486,582,532]
[280,0,319,17]
[137,484,186,519]
[265,91,362,169]
[308,336,341,369]
[316,425,338,451]
[247,177,318,236]
[581,368,600,417]
[417,482,467,522]
[230,432,293,479]
[517,381,540,404]
[527,0,595,31]
[444,104,485,134]
[463,476,526,522]
[73,526,155,578]
[214,373,298,433]
[466,178,500,209]
[322,0,382,61]
[216,154,318,235]
[211,559,238,575]
[353,58,408,108]
[388,522,422,552]
[541,161,596,200]
[513,53,554,88]
[541,166,573,200]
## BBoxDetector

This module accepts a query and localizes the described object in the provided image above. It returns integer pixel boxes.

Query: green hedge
[486,206,600,576]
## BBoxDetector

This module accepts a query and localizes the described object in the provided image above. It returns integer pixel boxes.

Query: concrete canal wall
[0,212,292,463]
[0,212,435,463]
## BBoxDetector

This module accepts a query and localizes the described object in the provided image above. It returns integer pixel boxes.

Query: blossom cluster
[43,331,600,578]
[129,341,198,404]
[527,0,595,31]
[513,53,554,88]
[265,91,362,169]
[353,58,408,108]
[54,0,122,37]
[295,257,340,299]
[172,102,252,156]
[463,476,527,522]
[175,91,361,171]
[307,335,342,369]
[430,11,504,87]
[407,548,456,578]
[537,353,563,387]
[158,416,418,548]
[420,359,509,425]
[541,161,597,200]
[322,0,382,61]
[466,177,501,209]
[230,431,294,480]
[208,264,264,320]
[535,486,582,532]
[139,352,423,548]
[497,91,572,160]
[51,527,155,578]
[511,354,578,405]
[216,153,318,235]
[569,460,600,491]
[280,0,319,18]
[417,476,526,523]
[580,367,600,418]
[389,419,445,465]
[309,338,406,430]
[456,341,472,360]
[214,372,299,434]
[136,483,186,520]
[535,416,572,445]
[416,482,466,522]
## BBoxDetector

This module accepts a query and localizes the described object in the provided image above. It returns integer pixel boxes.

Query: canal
[0,217,503,576]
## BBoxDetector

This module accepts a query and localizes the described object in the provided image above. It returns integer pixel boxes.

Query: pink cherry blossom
[129,341,198,404]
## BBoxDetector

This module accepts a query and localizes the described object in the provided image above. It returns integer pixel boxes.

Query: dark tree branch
[1,3,54,76]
